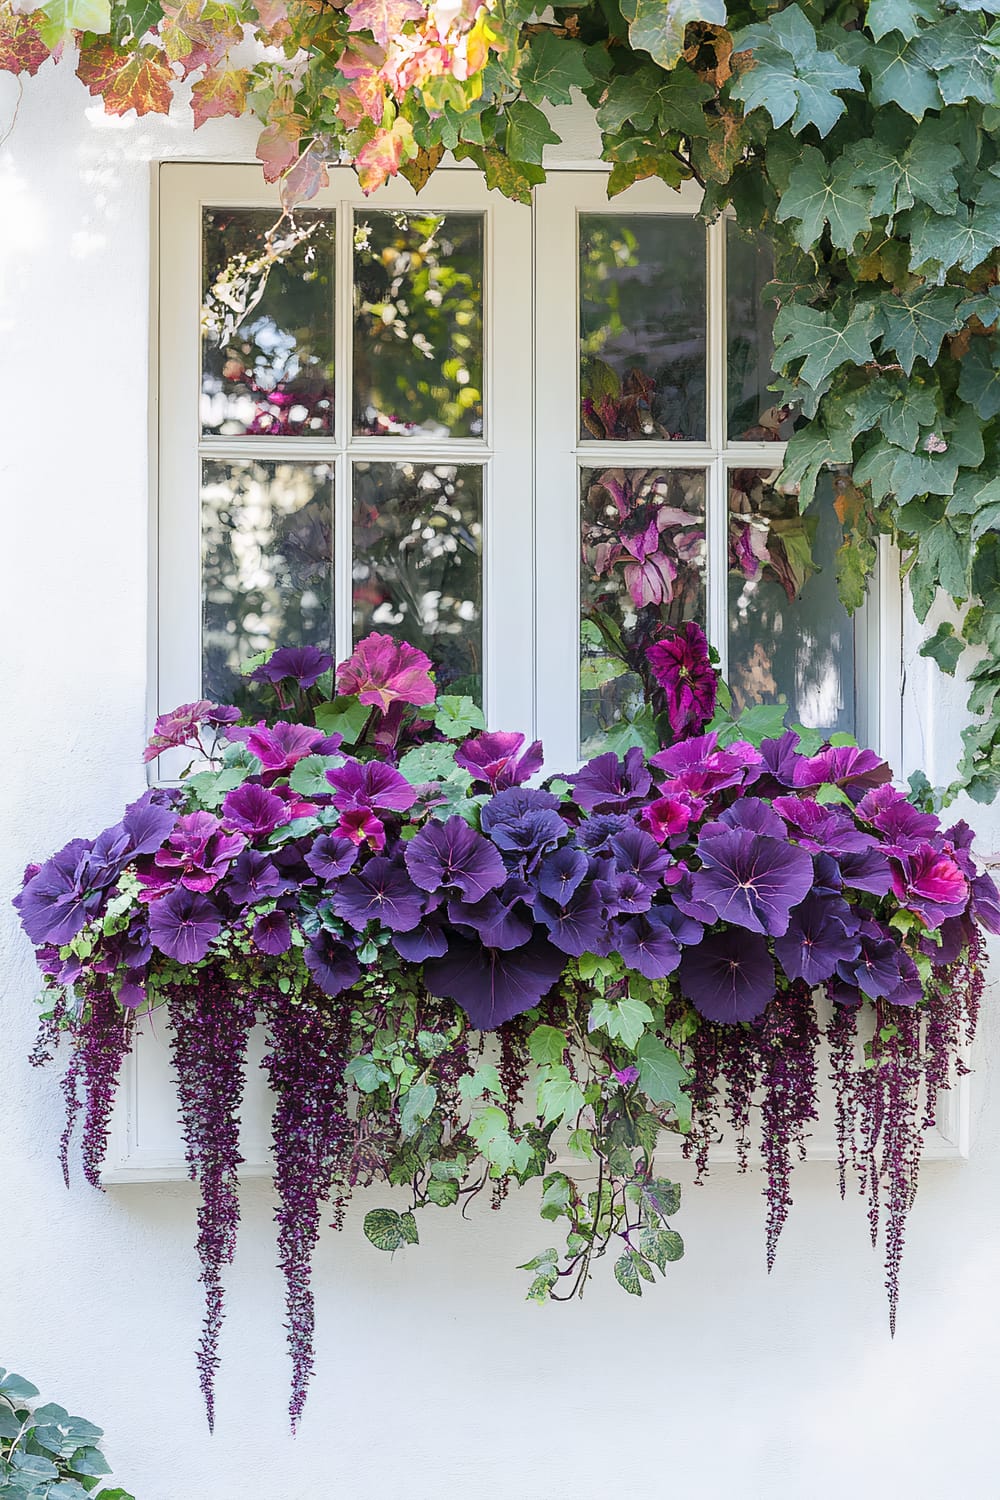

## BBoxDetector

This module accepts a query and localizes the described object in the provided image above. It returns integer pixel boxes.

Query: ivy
[7,0,1000,795]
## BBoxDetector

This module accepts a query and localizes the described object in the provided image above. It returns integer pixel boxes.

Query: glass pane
[581,467,707,754]
[202,459,334,709]
[201,210,335,437]
[353,213,484,438]
[726,223,794,442]
[728,469,855,736]
[352,462,483,699]
[579,214,706,443]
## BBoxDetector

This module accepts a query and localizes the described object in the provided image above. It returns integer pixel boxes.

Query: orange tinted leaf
[256,117,301,181]
[400,139,443,190]
[160,0,241,76]
[346,0,423,48]
[76,41,173,114]
[355,114,415,193]
[190,64,249,126]
[0,8,50,75]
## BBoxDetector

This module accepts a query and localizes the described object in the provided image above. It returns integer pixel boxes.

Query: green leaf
[518,31,593,106]
[603,705,660,756]
[778,424,854,511]
[344,1056,389,1093]
[635,1034,691,1128]
[620,0,725,71]
[919,622,964,675]
[580,654,629,689]
[0,1376,39,1403]
[865,0,938,41]
[931,12,995,106]
[398,742,470,785]
[457,1062,503,1101]
[363,1208,412,1252]
[37,0,111,46]
[732,702,790,745]
[848,120,961,219]
[527,1023,567,1067]
[313,696,370,744]
[400,1082,437,1137]
[958,339,1000,420]
[432,694,485,737]
[416,1029,450,1058]
[567,1127,596,1160]
[614,1250,643,1295]
[731,5,863,137]
[775,146,873,252]
[425,1176,459,1206]
[846,375,938,449]
[182,765,249,810]
[863,31,939,119]
[773,302,879,391]
[468,1106,532,1173]
[503,99,560,164]
[539,1171,574,1221]
[67,1447,112,1478]
[906,199,1000,276]
[398,1210,419,1244]
[288,753,343,797]
[536,1065,586,1126]
[120,0,163,41]
[588,994,653,1049]
[641,1177,682,1219]
[878,287,965,376]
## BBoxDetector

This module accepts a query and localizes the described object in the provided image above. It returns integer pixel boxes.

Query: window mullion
[334,196,353,665]
[707,456,729,677]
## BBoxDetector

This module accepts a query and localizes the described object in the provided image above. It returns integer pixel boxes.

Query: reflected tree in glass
[353,213,484,438]
[201,210,335,437]
[581,467,706,753]
[202,460,334,710]
[579,214,706,442]
[353,462,483,700]
[728,469,855,735]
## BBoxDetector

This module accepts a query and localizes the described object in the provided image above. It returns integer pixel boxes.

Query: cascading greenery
[6,0,1000,795]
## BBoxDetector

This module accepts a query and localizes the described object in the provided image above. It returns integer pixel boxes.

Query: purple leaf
[335,632,435,712]
[692,829,814,936]
[405,816,506,903]
[678,929,775,1023]
[222,783,290,838]
[304,834,359,880]
[423,934,565,1030]
[331,856,425,932]
[570,746,652,812]
[326,759,416,814]
[148,889,222,963]
[455,731,544,790]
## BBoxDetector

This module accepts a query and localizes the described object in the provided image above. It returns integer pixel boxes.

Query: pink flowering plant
[15,626,997,1431]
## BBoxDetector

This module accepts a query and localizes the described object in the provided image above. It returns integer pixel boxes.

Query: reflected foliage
[726,224,795,442]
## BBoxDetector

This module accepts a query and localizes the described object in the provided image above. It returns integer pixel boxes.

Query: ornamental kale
[15,627,998,1430]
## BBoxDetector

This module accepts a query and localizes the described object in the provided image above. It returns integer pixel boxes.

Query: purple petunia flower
[226,850,290,906]
[884,949,922,1007]
[448,881,533,951]
[615,904,700,980]
[335,633,436,712]
[534,882,609,957]
[836,919,907,1000]
[138,812,245,898]
[222,784,290,839]
[575,812,634,856]
[392,918,449,962]
[773,796,876,855]
[481,787,561,834]
[645,622,718,738]
[405,816,507,903]
[253,909,293,955]
[571,747,652,812]
[455,731,544,791]
[692,828,814,936]
[304,834,359,880]
[890,846,969,928]
[856,785,940,851]
[335,808,387,851]
[756,730,803,789]
[250,645,334,688]
[678,928,775,1023]
[598,870,653,916]
[331,856,425,932]
[304,932,361,996]
[704,798,787,841]
[143,700,239,763]
[970,870,1000,934]
[536,846,589,903]
[228,721,339,777]
[793,744,892,803]
[148,888,222,963]
[612,1065,640,1086]
[838,846,893,896]
[326,759,416,815]
[640,791,702,843]
[14,838,103,946]
[608,826,673,891]
[651,733,762,797]
[487,808,566,861]
[423,933,565,1030]
[121,792,181,856]
[773,893,861,985]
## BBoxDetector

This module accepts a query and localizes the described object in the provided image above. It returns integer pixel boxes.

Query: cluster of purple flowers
[15,630,1000,1037]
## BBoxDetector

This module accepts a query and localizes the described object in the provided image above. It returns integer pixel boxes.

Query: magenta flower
[148,888,222,963]
[651,733,762,797]
[326,759,416,814]
[138,812,245,898]
[455,732,544,791]
[228,721,338,776]
[222,784,290,838]
[336,808,386,850]
[640,792,702,843]
[646,622,718,738]
[612,1065,640,1086]
[793,744,892,803]
[143,700,239,763]
[335,633,436,713]
[619,518,677,609]
[890,847,969,928]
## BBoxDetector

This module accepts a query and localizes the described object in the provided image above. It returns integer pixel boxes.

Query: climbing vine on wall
[5,0,1000,795]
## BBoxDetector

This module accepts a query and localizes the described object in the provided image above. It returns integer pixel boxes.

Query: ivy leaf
[344,0,423,47]
[597,60,713,138]
[863,31,939,120]
[518,30,593,106]
[588,994,653,1049]
[614,1249,645,1295]
[635,1034,691,1127]
[76,41,172,113]
[468,1106,532,1173]
[539,1171,574,1221]
[536,1065,586,1126]
[432,694,485,738]
[731,5,863,137]
[773,301,879,391]
[37,0,110,44]
[878,286,966,375]
[400,1082,437,1137]
[775,145,873,252]
[930,13,995,106]
[907,199,1000,276]
[779,423,854,511]
[919,621,964,675]
[641,1177,682,1219]
[527,1024,567,1067]
[503,100,559,164]
[957,338,1000,419]
[847,120,962,218]
[363,1208,413,1251]
[865,0,938,40]
[620,0,725,72]
[191,66,250,128]
[897,499,972,617]
[0,10,50,74]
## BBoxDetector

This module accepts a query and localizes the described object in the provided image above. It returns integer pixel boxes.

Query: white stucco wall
[3,66,1000,1500]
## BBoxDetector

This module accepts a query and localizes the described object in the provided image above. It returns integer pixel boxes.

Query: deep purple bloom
[536,846,589,902]
[678,928,775,1023]
[757,731,802,788]
[651,734,762,797]
[836,920,905,1000]
[304,932,361,996]
[534,882,608,957]
[598,870,653,916]
[448,881,533,950]
[250,646,334,688]
[143,700,237,763]
[890,847,969,928]
[139,812,245,897]
[615,905,700,979]
[14,838,102,945]
[692,829,813,936]
[253,909,293,955]
[838,846,893,896]
[304,834,359,880]
[455,731,544,790]
[706,798,788,841]
[121,793,180,855]
[331,857,425,932]
[222,784,290,838]
[570,747,652,812]
[488,808,566,859]
[920,915,968,966]
[773,894,861,985]
[481,787,561,834]
[326,759,416,814]
[609,827,672,891]
[405,816,506,903]
[335,633,435,712]
[773,796,876,855]
[793,744,892,802]
[148,889,222,963]
[575,812,634,856]
[423,933,565,1030]
[856,785,939,849]
[392,919,448,961]
[640,791,702,843]
[226,850,289,906]
[970,870,1000,934]
[884,949,922,1007]
[645,621,718,737]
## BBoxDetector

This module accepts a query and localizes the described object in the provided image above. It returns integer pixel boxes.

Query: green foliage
[0,1370,133,1500]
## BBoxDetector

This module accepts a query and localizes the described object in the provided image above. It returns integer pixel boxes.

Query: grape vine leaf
[635,1034,691,1127]
[345,0,423,48]
[778,423,853,511]
[846,120,962,218]
[597,61,714,138]
[773,302,880,390]
[76,42,173,114]
[518,30,593,106]
[906,200,1000,275]
[37,0,110,44]
[190,66,250,128]
[930,12,995,105]
[878,286,966,374]
[256,118,301,183]
[503,99,560,164]
[865,0,939,41]
[957,338,1000,420]
[620,0,726,72]
[731,5,863,137]
[846,375,938,449]
[919,621,964,675]
[862,31,939,119]
[0,9,50,74]
[775,145,873,252]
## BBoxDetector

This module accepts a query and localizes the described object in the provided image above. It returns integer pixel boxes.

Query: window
[156,165,898,773]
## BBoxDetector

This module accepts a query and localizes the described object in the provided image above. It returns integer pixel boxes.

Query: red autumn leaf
[252,0,291,43]
[0,8,50,75]
[333,70,386,127]
[256,117,301,182]
[279,145,329,209]
[190,65,250,127]
[345,0,424,48]
[76,42,173,115]
[160,0,241,78]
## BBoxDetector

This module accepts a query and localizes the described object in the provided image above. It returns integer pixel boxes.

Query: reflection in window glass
[353,213,484,439]
[202,460,334,708]
[728,470,855,736]
[579,214,706,442]
[580,467,707,754]
[726,223,794,442]
[201,210,335,437]
[352,463,483,700]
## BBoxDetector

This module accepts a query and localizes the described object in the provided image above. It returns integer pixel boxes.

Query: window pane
[353,213,484,438]
[728,469,855,736]
[201,210,335,438]
[579,214,706,443]
[202,459,334,708]
[581,467,707,754]
[726,223,794,442]
[352,462,483,699]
